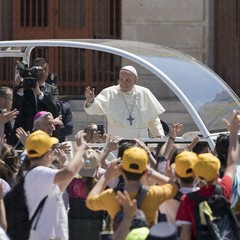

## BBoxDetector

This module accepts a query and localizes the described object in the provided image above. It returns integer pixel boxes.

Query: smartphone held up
[97,124,104,136]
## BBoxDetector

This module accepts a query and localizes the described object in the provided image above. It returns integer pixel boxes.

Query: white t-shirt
[159,186,198,224]
[231,165,240,214]
[0,227,10,240]
[24,166,68,240]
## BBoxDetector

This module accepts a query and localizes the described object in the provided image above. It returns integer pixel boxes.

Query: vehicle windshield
[97,40,239,133]
[147,52,238,132]
[0,39,239,134]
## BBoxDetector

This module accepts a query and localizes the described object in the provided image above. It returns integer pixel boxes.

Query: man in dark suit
[12,58,60,141]
[0,87,19,145]
[52,101,74,143]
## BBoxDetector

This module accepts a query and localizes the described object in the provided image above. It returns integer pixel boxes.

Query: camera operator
[12,58,60,147]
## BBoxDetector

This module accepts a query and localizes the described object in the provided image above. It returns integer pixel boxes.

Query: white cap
[78,149,100,177]
[121,65,138,77]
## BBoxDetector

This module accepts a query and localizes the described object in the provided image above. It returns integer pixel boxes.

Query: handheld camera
[16,61,43,89]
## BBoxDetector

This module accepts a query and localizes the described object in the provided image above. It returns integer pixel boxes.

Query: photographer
[12,58,60,146]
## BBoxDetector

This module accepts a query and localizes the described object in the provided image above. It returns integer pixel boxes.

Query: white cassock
[84,85,165,138]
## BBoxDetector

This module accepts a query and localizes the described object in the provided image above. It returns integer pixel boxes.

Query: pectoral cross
[127,115,134,126]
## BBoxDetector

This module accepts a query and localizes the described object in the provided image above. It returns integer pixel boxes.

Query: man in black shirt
[12,58,60,136]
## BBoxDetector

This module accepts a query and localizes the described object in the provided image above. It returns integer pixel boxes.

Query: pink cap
[34,111,51,122]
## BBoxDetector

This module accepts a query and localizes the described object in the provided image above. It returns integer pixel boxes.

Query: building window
[93,0,121,38]
[59,0,85,28]
[59,47,86,95]
[0,0,122,96]
[20,0,48,27]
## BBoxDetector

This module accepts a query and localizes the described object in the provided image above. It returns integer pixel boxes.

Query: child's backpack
[187,184,240,240]
[4,170,47,240]
[112,185,149,232]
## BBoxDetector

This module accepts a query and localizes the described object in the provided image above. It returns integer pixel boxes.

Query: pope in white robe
[84,66,165,139]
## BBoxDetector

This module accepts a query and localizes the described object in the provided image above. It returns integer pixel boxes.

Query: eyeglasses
[119,78,134,84]
[85,128,98,133]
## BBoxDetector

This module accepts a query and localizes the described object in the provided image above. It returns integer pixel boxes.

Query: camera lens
[23,77,37,89]
[30,66,43,76]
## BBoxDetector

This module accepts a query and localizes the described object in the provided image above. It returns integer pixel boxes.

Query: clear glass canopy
[77,39,239,134]
[0,39,239,144]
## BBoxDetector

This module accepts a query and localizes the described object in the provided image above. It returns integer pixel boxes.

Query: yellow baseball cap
[122,147,148,174]
[173,151,198,178]
[26,130,59,158]
[193,153,221,182]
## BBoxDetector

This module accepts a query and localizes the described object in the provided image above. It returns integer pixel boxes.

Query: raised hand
[57,142,72,154]
[106,136,123,152]
[114,190,139,240]
[134,138,151,154]
[33,81,42,96]
[170,123,182,140]
[85,86,95,103]
[0,109,19,124]
[54,147,68,166]
[223,109,240,134]
[53,115,63,127]
[15,127,30,145]
[75,130,87,148]
[104,159,121,180]
[115,190,137,219]
[186,135,200,151]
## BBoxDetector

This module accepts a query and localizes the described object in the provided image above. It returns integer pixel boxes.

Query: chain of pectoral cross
[121,90,136,126]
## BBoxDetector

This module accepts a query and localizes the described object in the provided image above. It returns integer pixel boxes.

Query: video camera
[16,61,43,89]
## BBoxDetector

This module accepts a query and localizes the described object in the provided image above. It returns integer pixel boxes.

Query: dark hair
[0,160,14,187]
[176,174,195,184]
[1,144,19,174]
[32,57,47,66]
[86,177,96,194]
[169,148,185,166]
[16,156,31,183]
[192,142,210,154]
[122,169,144,181]
[215,134,229,178]
[1,143,20,173]
[215,134,229,169]
[117,142,136,158]
[0,86,12,99]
